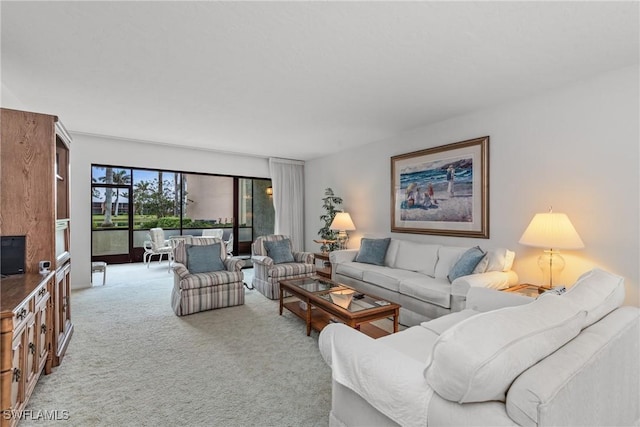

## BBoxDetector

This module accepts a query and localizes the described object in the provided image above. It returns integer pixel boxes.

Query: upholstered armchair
[171,237,245,316]
[251,235,316,299]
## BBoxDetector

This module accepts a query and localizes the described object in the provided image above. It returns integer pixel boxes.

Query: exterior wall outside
[305,65,640,307]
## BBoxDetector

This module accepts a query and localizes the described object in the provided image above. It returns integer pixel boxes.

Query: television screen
[1,235,26,276]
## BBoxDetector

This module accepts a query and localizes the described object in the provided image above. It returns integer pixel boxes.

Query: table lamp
[518,208,584,289]
[330,212,356,250]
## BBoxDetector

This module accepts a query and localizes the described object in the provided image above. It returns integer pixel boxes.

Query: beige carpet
[23,262,332,426]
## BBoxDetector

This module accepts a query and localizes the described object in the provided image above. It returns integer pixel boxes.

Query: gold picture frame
[390,136,489,238]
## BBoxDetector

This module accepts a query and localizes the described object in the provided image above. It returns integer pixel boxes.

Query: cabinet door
[10,332,25,412]
[24,314,38,397]
[36,296,49,371]
[53,263,72,366]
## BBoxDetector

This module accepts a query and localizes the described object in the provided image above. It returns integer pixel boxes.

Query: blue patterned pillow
[186,243,225,273]
[264,239,295,264]
[448,246,486,283]
[355,238,391,266]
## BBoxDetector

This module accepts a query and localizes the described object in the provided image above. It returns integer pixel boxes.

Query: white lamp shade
[519,212,584,250]
[330,212,356,231]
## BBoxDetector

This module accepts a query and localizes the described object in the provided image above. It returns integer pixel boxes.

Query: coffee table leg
[279,287,283,315]
[393,308,399,333]
[306,299,312,336]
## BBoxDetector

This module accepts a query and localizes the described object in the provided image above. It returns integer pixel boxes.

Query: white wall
[305,65,640,306]
[70,134,270,289]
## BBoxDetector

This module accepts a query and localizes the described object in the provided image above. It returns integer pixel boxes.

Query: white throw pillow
[484,248,515,272]
[424,295,586,403]
[563,268,625,328]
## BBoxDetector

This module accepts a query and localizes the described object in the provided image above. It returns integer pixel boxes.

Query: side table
[314,252,332,279]
[501,283,546,298]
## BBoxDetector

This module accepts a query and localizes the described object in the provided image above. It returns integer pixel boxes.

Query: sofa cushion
[425,294,586,403]
[362,268,426,293]
[448,246,486,282]
[362,269,400,293]
[420,309,479,336]
[399,277,451,309]
[267,262,315,279]
[434,246,469,279]
[394,241,440,277]
[562,268,625,328]
[186,243,225,273]
[377,324,439,364]
[264,239,295,264]
[355,238,391,266]
[335,261,367,281]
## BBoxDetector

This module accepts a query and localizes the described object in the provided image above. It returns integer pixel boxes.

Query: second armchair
[251,234,316,299]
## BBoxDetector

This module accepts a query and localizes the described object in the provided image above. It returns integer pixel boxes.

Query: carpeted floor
[22,262,332,426]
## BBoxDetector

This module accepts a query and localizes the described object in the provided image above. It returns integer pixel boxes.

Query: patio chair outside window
[143,227,172,268]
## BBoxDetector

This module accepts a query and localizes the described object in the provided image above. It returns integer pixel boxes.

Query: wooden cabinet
[1,273,54,427]
[0,108,73,423]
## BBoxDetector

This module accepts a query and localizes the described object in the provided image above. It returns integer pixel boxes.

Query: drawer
[13,298,34,330]
[34,283,49,306]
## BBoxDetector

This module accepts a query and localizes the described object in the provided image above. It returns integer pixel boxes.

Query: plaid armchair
[251,235,316,300]
[171,237,245,316]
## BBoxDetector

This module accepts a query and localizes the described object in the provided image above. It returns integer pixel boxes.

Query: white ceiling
[1,1,638,161]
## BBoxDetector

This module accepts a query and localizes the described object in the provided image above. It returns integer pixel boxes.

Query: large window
[91,165,273,263]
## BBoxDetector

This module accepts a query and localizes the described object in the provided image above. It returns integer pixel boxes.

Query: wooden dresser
[0,273,54,426]
[0,108,73,424]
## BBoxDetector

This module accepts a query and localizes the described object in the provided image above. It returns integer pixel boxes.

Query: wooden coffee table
[279,276,400,338]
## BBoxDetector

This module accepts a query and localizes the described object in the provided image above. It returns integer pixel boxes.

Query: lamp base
[336,231,349,250]
[537,249,565,289]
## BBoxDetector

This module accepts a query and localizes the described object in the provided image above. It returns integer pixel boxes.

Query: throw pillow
[264,239,295,264]
[186,243,225,274]
[448,246,486,282]
[355,238,391,266]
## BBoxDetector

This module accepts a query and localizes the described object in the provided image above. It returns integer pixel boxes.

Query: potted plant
[317,188,343,253]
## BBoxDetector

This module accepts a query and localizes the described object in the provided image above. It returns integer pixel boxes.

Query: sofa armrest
[293,251,314,264]
[251,255,274,267]
[464,287,532,312]
[172,262,190,279]
[329,249,358,265]
[451,270,519,297]
[319,323,432,427]
[450,270,519,312]
[224,257,245,272]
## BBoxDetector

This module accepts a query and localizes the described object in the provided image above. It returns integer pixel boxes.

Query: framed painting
[390,136,489,238]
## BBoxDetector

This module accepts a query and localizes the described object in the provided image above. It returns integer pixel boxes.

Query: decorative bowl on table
[329,289,355,309]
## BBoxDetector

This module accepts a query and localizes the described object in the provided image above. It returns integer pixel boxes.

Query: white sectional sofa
[329,238,518,325]
[319,268,640,427]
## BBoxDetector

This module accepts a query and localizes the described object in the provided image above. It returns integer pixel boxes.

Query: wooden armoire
[0,108,74,425]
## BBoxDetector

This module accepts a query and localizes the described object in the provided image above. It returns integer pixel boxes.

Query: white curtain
[269,158,305,251]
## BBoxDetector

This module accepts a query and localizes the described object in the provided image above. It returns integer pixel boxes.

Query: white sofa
[319,269,640,427]
[330,238,518,325]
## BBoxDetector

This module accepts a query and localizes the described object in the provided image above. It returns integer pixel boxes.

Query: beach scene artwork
[391,136,488,238]
[399,156,473,223]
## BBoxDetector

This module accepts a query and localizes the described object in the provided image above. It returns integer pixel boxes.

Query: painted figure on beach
[446,165,455,196]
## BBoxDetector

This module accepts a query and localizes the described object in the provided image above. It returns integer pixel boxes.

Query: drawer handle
[12,368,21,382]
[41,323,48,333]
[29,343,36,354]
[15,308,27,321]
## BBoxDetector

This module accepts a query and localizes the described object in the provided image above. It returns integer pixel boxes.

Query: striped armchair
[171,237,245,316]
[251,235,316,300]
